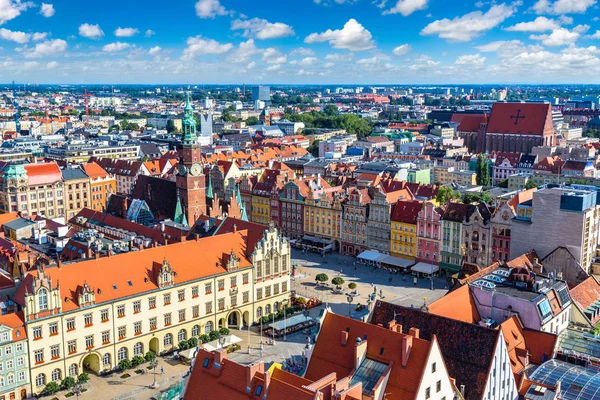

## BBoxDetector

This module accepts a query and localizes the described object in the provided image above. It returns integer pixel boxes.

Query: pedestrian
[413,276,418,286]
[161,366,165,375]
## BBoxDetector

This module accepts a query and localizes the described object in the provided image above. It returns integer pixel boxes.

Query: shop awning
[201,334,243,352]
[411,262,439,275]
[357,250,382,262]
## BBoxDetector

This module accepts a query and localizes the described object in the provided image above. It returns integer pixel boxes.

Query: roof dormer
[77,281,96,307]
[156,257,176,288]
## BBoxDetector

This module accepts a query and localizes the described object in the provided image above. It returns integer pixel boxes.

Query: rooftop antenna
[12,80,20,133]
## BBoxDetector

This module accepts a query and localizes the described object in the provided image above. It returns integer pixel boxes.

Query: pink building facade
[416,201,442,266]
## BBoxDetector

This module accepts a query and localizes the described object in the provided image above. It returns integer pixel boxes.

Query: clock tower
[176,94,207,226]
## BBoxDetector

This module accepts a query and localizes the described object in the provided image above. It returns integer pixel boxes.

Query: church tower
[176,94,207,226]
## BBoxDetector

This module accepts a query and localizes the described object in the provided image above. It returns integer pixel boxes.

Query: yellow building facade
[15,227,290,395]
[251,194,271,225]
[389,200,422,260]
[303,192,343,250]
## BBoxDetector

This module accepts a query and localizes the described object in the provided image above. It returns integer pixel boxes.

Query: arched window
[133,342,143,356]
[103,353,111,366]
[204,322,213,334]
[191,325,200,337]
[69,364,78,377]
[35,373,46,387]
[178,329,187,343]
[38,288,48,311]
[256,307,263,318]
[164,333,173,346]
[51,368,61,382]
[274,301,279,312]
[117,347,128,362]
[265,304,271,314]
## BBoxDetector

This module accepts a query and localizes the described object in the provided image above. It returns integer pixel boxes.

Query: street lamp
[150,358,159,389]
[73,382,83,400]
[218,335,227,351]
[346,295,353,316]
[282,299,289,341]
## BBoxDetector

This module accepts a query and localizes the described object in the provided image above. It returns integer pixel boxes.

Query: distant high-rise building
[252,85,270,102]
[203,97,213,109]
[199,113,213,147]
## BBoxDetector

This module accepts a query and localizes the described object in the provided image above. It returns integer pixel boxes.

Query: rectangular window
[34,350,44,363]
[18,371,25,382]
[230,276,237,287]
[218,298,225,310]
[148,297,156,309]
[49,322,58,335]
[274,283,280,295]
[179,309,186,322]
[205,283,212,294]
[164,313,172,326]
[178,289,185,302]
[193,305,199,318]
[282,282,288,293]
[133,301,141,313]
[265,286,271,297]
[205,302,213,315]
[16,356,24,366]
[192,286,199,297]
[68,340,76,354]
[100,309,109,322]
[117,305,125,318]
[426,387,431,399]
[134,321,142,335]
[164,293,171,305]
[256,288,263,300]
[102,331,110,344]
[118,326,126,339]
[32,326,42,339]
[230,295,237,307]
[85,335,94,349]
[437,380,441,392]
[243,291,249,303]
[218,279,225,291]
[242,273,249,284]
[50,345,60,359]
[84,313,93,327]
[150,317,157,330]
[432,362,436,373]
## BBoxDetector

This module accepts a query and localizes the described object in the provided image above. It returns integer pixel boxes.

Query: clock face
[190,163,202,177]
[178,164,187,176]
[502,211,509,221]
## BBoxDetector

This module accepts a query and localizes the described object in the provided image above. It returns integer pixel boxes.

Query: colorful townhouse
[303,187,344,252]
[366,186,414,254]
[341,188,371,256]
[390,200,423,260]
[0,313,29,400]
[415,201,443,267]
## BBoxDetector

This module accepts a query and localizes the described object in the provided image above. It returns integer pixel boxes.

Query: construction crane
[83,88,92,126]
[12,80,20,133]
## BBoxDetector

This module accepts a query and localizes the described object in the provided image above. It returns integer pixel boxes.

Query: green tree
[188,337,199,348]
[246,116,260,125]
[222,111,236,122]
[118,359,132,371]
[332,277,345,286]
[199,334,210,344]
[166,119,176,133]
[61,376,76,390]
[315,273,329,284]
[324,104,339,116]
[435,186,460,204]
[525,180,538,190]
[462,192,493,204]
[144,351,157,362]
[208,331,219,341]
[131,356,145,367]
[219,327,230,336]
[307,139,320,157]
[77,372,89,384]
[43,381,61,395]
[348,282,357,290]
[476,154,491,186]
[178,341,190,350]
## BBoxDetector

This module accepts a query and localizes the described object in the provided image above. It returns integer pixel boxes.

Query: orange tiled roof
[570,276,600,325]
[0,212,19,229]
[0,312,26,341]
[82,162,110,180]
[24,162,62,186]
[428,285,481,323]
[14,230,253,312]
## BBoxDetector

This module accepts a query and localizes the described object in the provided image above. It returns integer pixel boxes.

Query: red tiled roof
[429,285,481,324]
[451,114,488,133]
[570,276,600,325]
[486,103,553,136]
[82,162,111,179]
[24,162,62,186]
[391,200,423,224]
[0,312,26,341]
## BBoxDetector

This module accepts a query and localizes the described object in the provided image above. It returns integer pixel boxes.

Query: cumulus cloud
[325,52,354,62]
[145,29,155,37]
[305,19,374,51]
[148,46,161,56]
[231,18,294,40]
[79,23,104,39]
[455,53,487,66]
[290,47,315,56]
[533,0,596,14]
[32,32,47,41]
[182,36,233,60]
[40,3,54,17]
[505,17,561,32]
[227,39,261,63]
[102,42,131,52]
[114,27,139,37]
[266,64,282,71]
[25,38,67,58]
[530,28,580,46]
[290,56,319,66]
[588,30,600,39]
[393,43,412,56]
[46,60,58,69]
[357,56,379,64]
[195,0,228,18]
[0,28,30,43]
[476,40,524,52]
[0,0,34,25]
[383,0,428,16]
[262,47,287,64]
[421,3,515,42]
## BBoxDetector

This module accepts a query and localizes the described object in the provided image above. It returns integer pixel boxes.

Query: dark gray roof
[61,167,88,181]
[4,218,36,231]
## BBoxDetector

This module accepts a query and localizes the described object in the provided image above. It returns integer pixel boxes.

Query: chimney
[195,233,200,242]
[138,243,143,252]
[389,321,402,333]
[94,252,100,260]
[401,335,413,367]
[214,349,227,365]
[233,224,237,233]
[341,331,349,346]
[354,338,367,369]
[408,327,420,339]
[57,259,62,269]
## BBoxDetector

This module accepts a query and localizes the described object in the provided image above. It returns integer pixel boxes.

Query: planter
[120,373,131,379]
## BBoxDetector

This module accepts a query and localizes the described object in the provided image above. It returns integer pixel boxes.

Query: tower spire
[182,92,198,144]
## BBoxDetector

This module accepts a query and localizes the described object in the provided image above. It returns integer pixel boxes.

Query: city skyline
[1,0,600,84]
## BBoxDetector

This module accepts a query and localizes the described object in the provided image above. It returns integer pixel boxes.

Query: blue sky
[1,0,600,84]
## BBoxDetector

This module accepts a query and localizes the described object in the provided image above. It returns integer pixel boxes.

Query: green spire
[182,93,198,143]
[173,191,188,226]
[206,174,214,199]
[236,185,248,222]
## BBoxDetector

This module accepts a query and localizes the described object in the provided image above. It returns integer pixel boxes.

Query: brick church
[456,103,556,154]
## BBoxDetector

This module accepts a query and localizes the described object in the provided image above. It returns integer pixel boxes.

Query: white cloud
[227,39,260,63]
[102,42,130,52]
[23,61,39,69]
[357,56,379,64]
[393,43,412,56]
[456,53,487,66]
[573,24,590,34]
[79,23,104,39]
[383,0,428,16]
[296,69,315,76]
[148,46,161,56]
[25,38,67,58]
[305,19,374,51]
[530,28,579,46]
[290,47,315,56]
[588,30,600,39]
[421,3,515,42]
[0,0,33,25]
[533,0,596,14]
[182,36,233,60]
[40,3,54,17]
[246,61,256,69]
[32,32,47,41]
[476,40,524,52]
[114,27,139,37]
[0,27,30,43]
[145,29,155,37]
[291,56,319,66]
[231,18,294,40]
[46,60,58,69]
[325,52,353,61]
[195,0,228,18]
[505,16,561,32]
[266,64,282,71]
[262,47,287,64]
[324,61,335,68]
